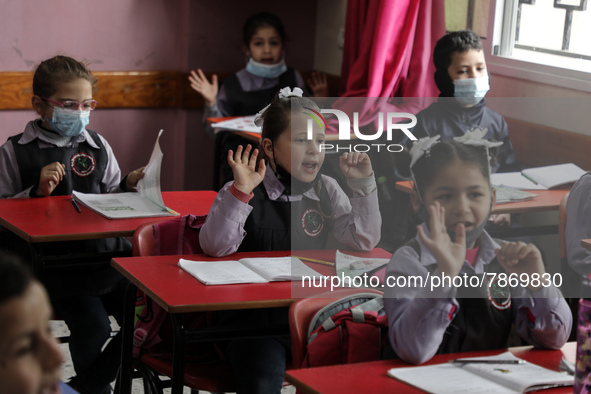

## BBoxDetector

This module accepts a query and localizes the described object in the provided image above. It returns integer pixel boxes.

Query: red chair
[288,288,384,369]
[131,216,236,393]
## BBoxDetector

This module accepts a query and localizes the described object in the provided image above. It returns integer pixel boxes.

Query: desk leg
[115,282,137,394]
[171,314,187,394]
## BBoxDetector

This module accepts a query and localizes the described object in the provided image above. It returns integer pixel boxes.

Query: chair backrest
[132,214,206,257]
[288,287,383,369]
[558,192,570,261]
[133,222,158,257]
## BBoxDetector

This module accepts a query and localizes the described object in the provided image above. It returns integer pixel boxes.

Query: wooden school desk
[396,180,569,237]
[286,342,576,394]
[582,239,591,251]
[0,191,217,273]
[112,248,392,394]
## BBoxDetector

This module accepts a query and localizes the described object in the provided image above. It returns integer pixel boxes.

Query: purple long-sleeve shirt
[199,164,381,257]
[383,225,572,365]
[0,120,123,199]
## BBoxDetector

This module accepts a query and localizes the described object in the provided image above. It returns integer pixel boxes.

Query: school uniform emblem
[70,153,96,177]
[487,277,511,310]
[301,208,324,237]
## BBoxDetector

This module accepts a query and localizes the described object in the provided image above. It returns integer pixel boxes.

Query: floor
[51,319,296,394]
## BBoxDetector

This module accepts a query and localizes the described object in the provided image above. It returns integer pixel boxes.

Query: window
[495,0,590,73]
[445,0,591,92]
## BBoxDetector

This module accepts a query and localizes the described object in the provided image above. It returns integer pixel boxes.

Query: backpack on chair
[302,292,389,367]
[132,214,208,358]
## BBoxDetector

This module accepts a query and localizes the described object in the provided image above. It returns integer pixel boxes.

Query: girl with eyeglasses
[0,55,145,394]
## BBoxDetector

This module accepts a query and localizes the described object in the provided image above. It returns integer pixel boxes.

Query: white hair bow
[453,127,503,148]
[409,135,440,168]
[254,87,304,127]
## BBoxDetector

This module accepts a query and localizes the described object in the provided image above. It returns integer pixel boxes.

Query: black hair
[432,30,483,96]
[407,140,494,198]
[33,55,98,99]
[0,252,33,304]
[243,12,288,47]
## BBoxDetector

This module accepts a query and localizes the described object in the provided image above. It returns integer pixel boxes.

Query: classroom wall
[0,0,317,192]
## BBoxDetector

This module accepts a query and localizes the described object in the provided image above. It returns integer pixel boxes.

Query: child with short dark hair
[384,134,571,365]
[0,251,65,394]
[0,55,145,393]
[411,30,517,174]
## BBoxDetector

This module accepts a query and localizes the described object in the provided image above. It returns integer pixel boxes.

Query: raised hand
[339,152,373,179]
[495,241,546,292]
[188,69,218,107]
[228,145,266,194]
[125,166,146,191]
[417,202,466,278]
[36,162,65,197]
[307,71,329,97]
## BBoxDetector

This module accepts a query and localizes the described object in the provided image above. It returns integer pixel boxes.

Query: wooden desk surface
[0,190,216,243]
[286,342,576,394]
[582,239,591,251]
[111,249,392,314]
[396,181,569,214]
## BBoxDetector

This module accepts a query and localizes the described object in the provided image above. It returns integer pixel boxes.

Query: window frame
[482,0,591,93]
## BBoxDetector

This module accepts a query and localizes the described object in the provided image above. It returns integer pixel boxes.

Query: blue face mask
[453,76,490,106]
[46,107,90,137]
[246,57,287,79]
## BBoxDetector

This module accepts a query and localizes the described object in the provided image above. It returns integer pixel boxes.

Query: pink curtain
[339,0,445,99]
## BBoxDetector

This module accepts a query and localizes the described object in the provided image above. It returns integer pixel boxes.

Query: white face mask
[246,57,287,79]
[453,76,490,106]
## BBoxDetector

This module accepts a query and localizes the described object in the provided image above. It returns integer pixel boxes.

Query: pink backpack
[132,214,206,358]
[303,293,389,367]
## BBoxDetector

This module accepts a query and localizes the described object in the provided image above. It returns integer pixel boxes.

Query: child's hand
[36,162,65,197]
[339,152,373,179]
[125,167,146,192]
[307,72,329,97]
[489,213,511,227]
[188,69,218,107]
[495,242,546,292]
[417,202,466,278]
[228,144,266,195]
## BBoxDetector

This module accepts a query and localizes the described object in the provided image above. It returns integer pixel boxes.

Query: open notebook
[491,163,585,190]
[178,256,326,285]
[72,130,178,219]
[388,351,573,393]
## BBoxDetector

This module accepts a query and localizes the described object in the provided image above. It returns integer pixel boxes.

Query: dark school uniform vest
[8,129,129,300]
[223,68,299,116]
[237,182,330,252]
[407,239,512,354]
[9,129,107,195]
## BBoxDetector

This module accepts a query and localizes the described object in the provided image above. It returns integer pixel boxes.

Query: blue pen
[71,198,82,213]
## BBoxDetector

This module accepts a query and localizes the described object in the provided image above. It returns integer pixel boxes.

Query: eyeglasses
[41,97,98,111]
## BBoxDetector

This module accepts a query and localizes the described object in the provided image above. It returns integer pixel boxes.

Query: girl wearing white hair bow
[200,87,381,256]
[198,87,381,393]
[383,133,571,365]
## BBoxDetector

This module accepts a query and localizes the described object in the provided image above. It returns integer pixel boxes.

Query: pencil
[292,256,335,266]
